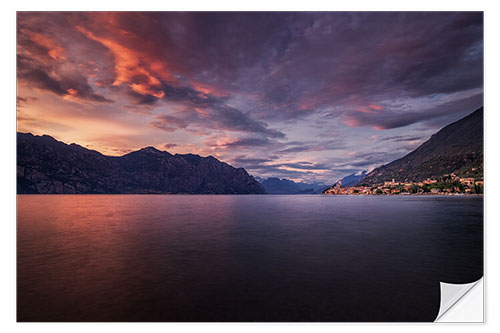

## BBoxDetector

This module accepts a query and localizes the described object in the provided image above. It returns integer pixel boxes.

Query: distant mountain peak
[259,177,327,194]
[140,146,161,153]
[334,171,367,187]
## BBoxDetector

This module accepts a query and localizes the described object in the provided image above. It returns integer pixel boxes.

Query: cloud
[150,102,285,139]
[75,25,167,99]
[150,114,188,132]
[17,96,38,108]
[269,12,482,121]
[28,33,66,60]
[210,137,273,148]
[215,106,285,138]
[277,139,345,154]
[162,143,178,149]
[343,92,483,130]
[16,12,483,183]
[380,135,423,142]
[232,157,274,165]
[279,161,331,171]
[17,59,113,103]
[18,12,483,123]
[335,151,406,169]
[17,15,115,103]
[244,164,322,177]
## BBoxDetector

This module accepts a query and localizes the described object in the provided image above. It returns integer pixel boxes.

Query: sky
[16,12,483,184]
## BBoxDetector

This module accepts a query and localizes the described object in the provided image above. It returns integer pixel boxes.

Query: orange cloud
[76,26,168,99]
[356,107,374,113]
[66,88,78,95]
[194,107,210,117]
[189,80,228,97]
[62,88,79,102]
[368,104,384,110]
[29,33,66,60]
[356,104,384,113]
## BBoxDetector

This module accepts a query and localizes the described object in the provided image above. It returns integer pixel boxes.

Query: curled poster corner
[435,278,483,322]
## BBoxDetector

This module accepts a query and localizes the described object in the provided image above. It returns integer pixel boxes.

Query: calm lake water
[17,195,483,322]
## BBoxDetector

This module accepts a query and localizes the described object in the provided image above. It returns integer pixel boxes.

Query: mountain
[17,132,265,194]
[259,177,327,194]
[335,171,367,187]
[359,107,483,186]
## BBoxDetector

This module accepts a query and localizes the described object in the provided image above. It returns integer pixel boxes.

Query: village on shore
[323,173,484,196]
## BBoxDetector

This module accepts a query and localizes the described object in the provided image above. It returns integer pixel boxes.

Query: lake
[17,195,483,322]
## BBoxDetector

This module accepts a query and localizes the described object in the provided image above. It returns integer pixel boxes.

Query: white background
[438,279,484,322]
[1,0,498,331]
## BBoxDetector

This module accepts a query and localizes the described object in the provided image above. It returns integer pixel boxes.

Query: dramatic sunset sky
[16,12,483,183]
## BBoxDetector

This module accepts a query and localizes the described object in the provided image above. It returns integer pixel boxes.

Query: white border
[2,1,499,332]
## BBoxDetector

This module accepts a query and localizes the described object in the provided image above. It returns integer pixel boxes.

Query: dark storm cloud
[128,91,160,105]
[131,79,286,139]
[129,81,226,107]
[219,12,483,123]
[232,157,274,165]
[343,92,483,130]
[277,146,314,154]
[163,143,178,149]
[215,137,274,148]
[280,161,331,171]
[277,139,346,154]
[150,114,188,132]
[18,11,483,126]
[214,12,482,126]
[150,103,285,139]
[146,81,286,138]
[17,15,113,103]
[418,94,484,128]
[217,106,285,138]
[17,59,113,103]
[380,135,423,142]
[17,95,38,108]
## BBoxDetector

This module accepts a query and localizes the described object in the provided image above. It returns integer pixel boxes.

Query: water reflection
[17,195,483,321]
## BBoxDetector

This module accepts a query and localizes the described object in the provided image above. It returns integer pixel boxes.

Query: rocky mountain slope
[17,132,265,194]
[359,107,483,186]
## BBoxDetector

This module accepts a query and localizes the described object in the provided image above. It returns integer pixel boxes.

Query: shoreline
[322,193,483,196]
[16,193,484,197]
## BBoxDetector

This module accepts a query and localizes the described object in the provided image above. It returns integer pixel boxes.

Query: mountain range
[17,132,265,194]
[17,107,484,194]
[257,177,327,194]
[359,107,483,186]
